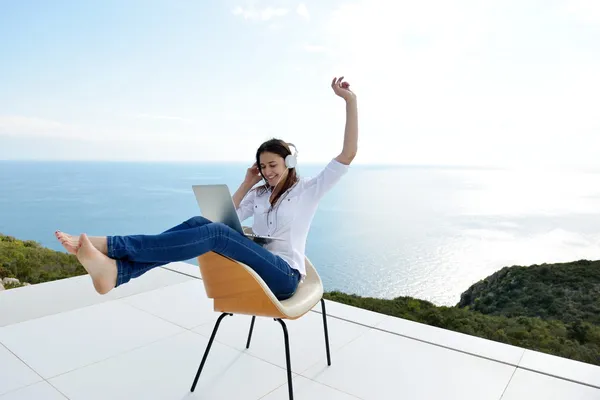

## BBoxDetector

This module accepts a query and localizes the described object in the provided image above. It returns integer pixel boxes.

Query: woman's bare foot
[76,234,117,295]
[55,231,80,254]
[55,231,108,255]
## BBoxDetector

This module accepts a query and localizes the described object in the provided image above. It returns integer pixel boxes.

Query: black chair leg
[275,318,294,400]
[246,316,256,349]
[321,298,332,366]
[190,312,231,392]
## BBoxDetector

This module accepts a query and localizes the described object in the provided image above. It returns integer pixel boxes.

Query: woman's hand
[332,76,358,165]
[331,76,356,102]
[244,162,262,186]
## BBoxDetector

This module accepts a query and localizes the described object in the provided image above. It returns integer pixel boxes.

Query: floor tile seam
[498,351,526,400]
[0,380,44,399]
[295,324,374,376]
[118,298,203,331]
[254,374,366,400]
[516,365,600,391]
[42,330,189,382]
[0,341,45,383]
[288,372,368,400]
[0,342,71,399]
[43,380,71,400]
[498,365,519,400]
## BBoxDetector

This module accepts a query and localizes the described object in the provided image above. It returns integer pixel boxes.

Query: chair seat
[197,251,323,320]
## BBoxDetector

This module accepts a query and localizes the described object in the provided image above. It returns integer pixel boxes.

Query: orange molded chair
[189,233,331,400]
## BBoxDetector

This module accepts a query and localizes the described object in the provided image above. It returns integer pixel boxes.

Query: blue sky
[1,0,599,167]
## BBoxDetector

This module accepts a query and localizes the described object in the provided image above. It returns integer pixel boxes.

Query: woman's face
[259,151,288,187]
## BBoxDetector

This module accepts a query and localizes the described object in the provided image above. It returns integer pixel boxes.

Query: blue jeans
[106,216,301,300]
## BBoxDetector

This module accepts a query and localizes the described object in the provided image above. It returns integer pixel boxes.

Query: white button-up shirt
[236,158,349,277]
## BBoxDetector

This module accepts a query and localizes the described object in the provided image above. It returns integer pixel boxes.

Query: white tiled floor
[0,301,184,379]
[0,345,41,396]
[519,349,600,388]
[501,369,600,400]
[0,263,194,327]
[0,382,67,400]
[261,375,362,400]
[49,331,291,400]
[376,313,526,365]
[1,264,599,400]
[121,279,216,329]
[302,328,516,400]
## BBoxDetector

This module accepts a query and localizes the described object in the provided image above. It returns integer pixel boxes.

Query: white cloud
[296,3,309,19]
[130,113,196,124]
[558,0,600,24]
[232,5,288,21]
[303,43,327,53]
[317,0,600,168]
[0,115,201,142]
[0,116,78,139]
[0,111,296,162]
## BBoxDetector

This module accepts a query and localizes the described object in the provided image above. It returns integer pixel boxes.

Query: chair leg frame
[246,315,256,349]
[321,298,332,366]
[275,318,294,400]
[190,298,332,400]
[190,312,232,392]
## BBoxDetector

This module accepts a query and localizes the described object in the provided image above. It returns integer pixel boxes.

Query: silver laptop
[192,184,283,243]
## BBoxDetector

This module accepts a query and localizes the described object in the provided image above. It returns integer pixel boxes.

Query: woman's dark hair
[255,138,299,207]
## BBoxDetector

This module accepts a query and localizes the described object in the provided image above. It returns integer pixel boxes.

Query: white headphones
[285,143,298,169]
[265,142,299,193]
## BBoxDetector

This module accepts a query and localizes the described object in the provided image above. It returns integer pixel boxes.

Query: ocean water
[1,160,600,306]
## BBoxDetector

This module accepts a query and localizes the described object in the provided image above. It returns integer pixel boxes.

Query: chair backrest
[298,257,322,289]
[197,251,323,320]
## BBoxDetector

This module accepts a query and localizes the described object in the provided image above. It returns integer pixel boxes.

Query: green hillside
[458,260,600,325]
[0,234,85,287]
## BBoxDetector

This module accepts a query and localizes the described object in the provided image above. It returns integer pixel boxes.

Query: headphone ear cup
[285,154,297,169]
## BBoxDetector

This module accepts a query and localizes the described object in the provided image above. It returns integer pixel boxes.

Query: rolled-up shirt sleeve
[236,189,256,222]
[303,158,350,201]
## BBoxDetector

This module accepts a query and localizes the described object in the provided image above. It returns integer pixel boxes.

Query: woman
[55,76,358,299]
